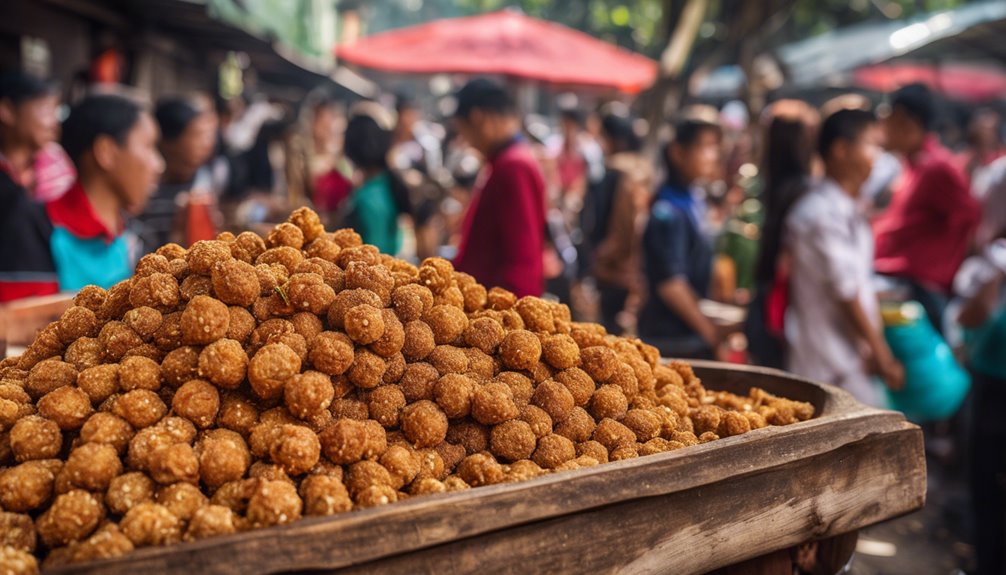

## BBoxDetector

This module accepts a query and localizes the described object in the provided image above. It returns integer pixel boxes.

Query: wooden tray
[49,362,926,575]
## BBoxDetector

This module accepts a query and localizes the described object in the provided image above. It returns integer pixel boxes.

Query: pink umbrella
[854,62,1006,102]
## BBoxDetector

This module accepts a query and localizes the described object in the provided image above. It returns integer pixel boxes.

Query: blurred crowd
[1,69,1006,573]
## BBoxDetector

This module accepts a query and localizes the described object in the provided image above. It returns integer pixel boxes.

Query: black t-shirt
[638,195,713,341]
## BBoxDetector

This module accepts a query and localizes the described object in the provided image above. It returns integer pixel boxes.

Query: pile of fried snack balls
[0,208,814,573]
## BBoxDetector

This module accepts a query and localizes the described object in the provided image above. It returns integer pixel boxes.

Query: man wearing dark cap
[452,78,546,297]
[874,83,980,330]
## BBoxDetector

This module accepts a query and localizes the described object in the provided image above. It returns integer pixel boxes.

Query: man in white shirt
[785,108,903,405]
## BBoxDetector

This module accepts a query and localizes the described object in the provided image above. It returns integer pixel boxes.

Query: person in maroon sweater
[452,79,546,297]
[874,84,981,330]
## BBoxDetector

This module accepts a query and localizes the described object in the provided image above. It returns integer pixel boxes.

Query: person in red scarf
[452,79,546,297]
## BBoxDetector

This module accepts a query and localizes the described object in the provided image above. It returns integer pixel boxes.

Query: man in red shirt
[452,79,546,297]
[874,84,981,330]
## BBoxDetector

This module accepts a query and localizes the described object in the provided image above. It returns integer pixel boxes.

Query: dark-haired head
[819,107,878,195]
[453,78,514,120]
[61,94,163,214]
[0,71,60,153]
[600,113,641,154]
[663,117,722,188]
[155,97,201,142]
[884,83,935,156]
[451,78,519,157]
[155,96,216,183]
[818,108,876,160]
[344,111,411,216]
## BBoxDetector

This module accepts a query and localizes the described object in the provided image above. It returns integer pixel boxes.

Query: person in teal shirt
[341,104,411,255]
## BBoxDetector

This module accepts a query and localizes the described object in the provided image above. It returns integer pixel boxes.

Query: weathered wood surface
[48,363,926,575]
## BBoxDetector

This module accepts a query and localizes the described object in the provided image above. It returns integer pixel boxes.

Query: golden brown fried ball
[179,274,213,302]
[0,511,37,555]
[462,316,505,356]
[379,445,420,488]
[541,334,579,370]
[531,379,575,424]
[171,380,220,429]
[418,257,454,294]
[424,304,469,346]
[63,443,121,492]
[105,472,155,515]
[400,400,448,449]
[327,288,382,330]
[9,416,61,462]
[135,252,171,277]
[576,440,609,464]
[426,345,468,376]
[56,305,98,345]
[399,362,438,403]
[185,504,239,541]
[120,502,182,547]
[431,442,464,474]
[443,421,487,455]
[345,261,395,306]
[409,477,447,495]
[248,343,301,401]
[73,284,107,312]
[156,482,208,522]
[515,297,555,333]
[285,273,336,315]
[592,418,637,452]
[123,306,163,341]
[210,259,259,307]
[460,282,487,313]
[383,352,407,386]
[455,453,504,487]
[196,339,248,390]
[691,405,723,436]
[61,337,101,371]
[0,461,55,512]
[180,295,230,345]
[0,397,31,433]
[344,460,394,498]
[589,384,628,421]
[256,246,304,275]
[580,346,618,382]
[433,285,464,310]
[717,410,752,438]
[319,419,368,465]
[608,363,639,403]
[433,373,475,419]
[36,489,103,548]
[254,263,286,295]
[464,348,496,380]
[118,355,162,392]
[329,397,368,421]
[37,386,93,430]
[484,285,517,310]
[247,479,302,527]
[0,546,37,574]
[360,419,388,460]
[554,367,595,408]
[331,228,363,249]
[519,405,553,439]
[129,273,181,315]
[269,424,320,476]
[354,484,398,508]
[610,445,639,461]
[214,393,259,437]
[25,358,77,400]
[67,523,134,564]
[281,371,333,420]
[111,389,167,429]
[124,418,197,471]
[343,304,385,345]
[490,420,537,462]
[471,381,519,425]
[494,372,533,407]
[287,310,322,341]
[99,321,144,362]
[298,475,352,516]
[370,310,405,358]
[529,433,573,470]
[346,349,386,390]
[186,240,231,275]
[309,331,355,376]
[160,346,199,389]
[366,385,406,429]
[149,443,199,485]
[267,222,305,250]
[16,324,63,371]
[79,412,133,454]
[230,231,267,263]
[287,207,324,243]
[621,409,662,442]
[499,330,541,371]
[505,459,545,483]
[196,429,251,491]
[391,283,434,322]
[554,407,596,443]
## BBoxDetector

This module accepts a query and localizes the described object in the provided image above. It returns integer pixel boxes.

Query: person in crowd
[0,71,63,301]
[287,94,352,223]
[874,84,981,331]
[638,117,724,359]
[1,94,163,299]
[590,113,652,335]
[341,101,411,255]
[137,96,216,250]
[786,108,902,406]
[452,78,546,297]
[746,100,819,369]
[549,107,589,213]
[957,107,1003,191]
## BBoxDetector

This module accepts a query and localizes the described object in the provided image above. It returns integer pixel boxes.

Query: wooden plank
[48,366,925,575]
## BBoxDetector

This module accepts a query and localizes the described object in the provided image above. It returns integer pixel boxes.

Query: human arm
[838,297,903,390]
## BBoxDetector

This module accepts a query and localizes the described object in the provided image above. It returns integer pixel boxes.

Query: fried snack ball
[593,418,637,452]
[400,400,449,449]
[463,316,505,355]
[60,337,100,371]
[555,407,596,443]
[9,416,61,462]
[514,297,555,333]
[25,358,77,400]
[118,355,161,392]
[532,434,576,470]
[160,347,199,389]
[249,318,295,351]
[344,460,394,497]
[289,311,323,343]
[156,482,208,522]
[379,445,420,488]
[444,421,487,456]
[105,472,155,515]
[212,394,259,438]
[149,443,200,485]
[370,310,404,358]
[332,228,363,249]
[111,389,167,429]
[494,372,533,407]
[432,441,466,474]
[327,288,382,330]
[460,282,487,313]
[196,429,251,491]
[319,419,368,465]
[576,440,609,464]
[210,259,259,307]
[610,445,639,461]
[418,257,454,294]
[97,322,142,363]
[79,412,133,454]
[256,246,305,275]
[539,334,578,370]
[343,304,385,345]
[347,349,386,390]
[464,348,496,380]
[309,331,355,376]
[286,207,324,244]
[519,405,553,439]
[125,418,197,471]
[383,352,407,385]
[247,479,302,527]
[360,419,388,460]
[299,475,352,516]
[180,295,230,345]
[248,343,301,401]
[691,405,723,436]
[128,272,180,314]
[471,381,519,425]
[197,339,248,390]
[486,286,517,310]
[304,236,342,264]
[424,304,468,345]
[135,253,171,277]
[345,261,395,306]
[56,305,98,345]
[187,240,231,275]
[0,511,37,554]
[329,396,369,420]
[589,384,629,421]
[428,345,469,376]
[285,273,336,315]
[0,546,37,574]
[123,306,163,341]
[367,385,406,429]
[231,231,267,263]
[37,386,93,430]
[267,222,305,250]
[434,285,464,310]
[283,371,334,420]
[399,363,438,403]
[120,502,182,547]
[269,424,321,476]
[717,410,753,438]
[499,330,542,371]
[185,505,239,541]
[0,461,55,512]
[489,420,537,462]
[433,373,475,419]
[554,367,595,408]
[0,397,31,433]
[580,346,618,383]
[455,453,504,487]
[409,477,447,496]
[179,273,213,303]
[392,283,434,322]
[36,489,103,547]
[621,409,662,443]
[68,523,134,564]
[355,484,398,508]
[607,363,640,403]
[531,379,575,424]
[172,380,220,429]
[64,443,121,492]
[73,285,107,312]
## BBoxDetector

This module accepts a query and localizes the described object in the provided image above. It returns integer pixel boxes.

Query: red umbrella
[336,10,657,93]
[853,62,1006,102]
